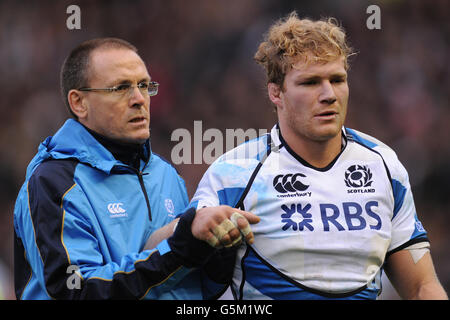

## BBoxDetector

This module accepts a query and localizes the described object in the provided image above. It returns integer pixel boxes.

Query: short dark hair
[60,37,138,118]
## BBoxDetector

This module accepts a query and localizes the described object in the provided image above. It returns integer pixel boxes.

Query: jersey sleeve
[190,165,222,209]
[190,150,263,210]
[383,150,429,255]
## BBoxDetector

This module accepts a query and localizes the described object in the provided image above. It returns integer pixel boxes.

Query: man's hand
[191,205,260,248]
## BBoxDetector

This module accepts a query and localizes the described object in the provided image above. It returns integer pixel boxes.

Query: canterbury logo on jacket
[13,119,209,299]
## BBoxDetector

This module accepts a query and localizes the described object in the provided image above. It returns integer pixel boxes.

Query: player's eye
[301,80,318,86]
[331,78,345,84]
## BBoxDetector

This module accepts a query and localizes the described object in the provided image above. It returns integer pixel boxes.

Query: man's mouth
[129,116,147,123]
[315,110,338,118]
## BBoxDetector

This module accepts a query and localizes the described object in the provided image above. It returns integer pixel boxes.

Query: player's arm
[144,206,259,250]
[143,205,259,300]
[378,148,448,300]
[384,246,448,300]
[144,218,180,250]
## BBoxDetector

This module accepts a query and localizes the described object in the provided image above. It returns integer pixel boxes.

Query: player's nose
[319,80,337,104]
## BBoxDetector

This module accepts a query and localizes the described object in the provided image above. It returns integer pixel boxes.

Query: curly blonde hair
[255,11,354,87]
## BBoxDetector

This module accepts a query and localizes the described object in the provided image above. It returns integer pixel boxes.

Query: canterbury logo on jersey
[273,173,309,193]
[107,203,128,218]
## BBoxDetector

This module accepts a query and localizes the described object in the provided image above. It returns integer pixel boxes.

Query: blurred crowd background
[0,0,448,299]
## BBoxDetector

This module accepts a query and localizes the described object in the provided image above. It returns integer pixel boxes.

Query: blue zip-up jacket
[14,119,212,299]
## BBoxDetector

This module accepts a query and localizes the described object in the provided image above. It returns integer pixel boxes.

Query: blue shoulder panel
[218,187,246,207]
[346,128,378,149]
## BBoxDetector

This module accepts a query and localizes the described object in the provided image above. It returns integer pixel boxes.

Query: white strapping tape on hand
[207,219,237,247]
[207,213,252,248]
[206,235,219,247]
[213,219,235,239]
[230,212,252,237]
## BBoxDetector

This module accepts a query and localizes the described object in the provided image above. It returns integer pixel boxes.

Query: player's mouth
[315,110,338,120]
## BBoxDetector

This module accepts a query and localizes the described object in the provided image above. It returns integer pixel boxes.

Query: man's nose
[129,86,147,106]
[319,81,337,104]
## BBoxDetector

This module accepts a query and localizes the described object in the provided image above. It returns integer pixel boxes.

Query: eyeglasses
[78,81,159,97]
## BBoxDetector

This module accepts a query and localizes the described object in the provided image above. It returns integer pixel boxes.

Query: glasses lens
[137,83,149,96]
[148,82,159,96]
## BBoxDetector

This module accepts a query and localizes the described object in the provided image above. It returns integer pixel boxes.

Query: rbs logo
[281,201,382,232]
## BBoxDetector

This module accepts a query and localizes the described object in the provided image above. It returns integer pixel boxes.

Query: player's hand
[191,205,260,248]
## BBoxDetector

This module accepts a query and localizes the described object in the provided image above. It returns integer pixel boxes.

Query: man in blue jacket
[13,37,259,299]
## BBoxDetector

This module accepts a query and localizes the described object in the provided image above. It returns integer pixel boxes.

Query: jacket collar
[26,119,151,177]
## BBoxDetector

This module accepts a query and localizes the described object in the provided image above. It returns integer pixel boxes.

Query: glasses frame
[78,81,159,97]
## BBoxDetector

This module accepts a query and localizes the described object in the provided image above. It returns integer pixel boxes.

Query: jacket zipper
[113,164,152,221]
[137,170,152,221]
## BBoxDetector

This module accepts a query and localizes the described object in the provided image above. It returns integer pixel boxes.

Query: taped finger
[212,219,236,240]
[231,212,252,237]
[206,235,219,247]
[230,234,242,246]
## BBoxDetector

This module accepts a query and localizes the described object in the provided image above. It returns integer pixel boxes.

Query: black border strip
[238,246,251,300]
[386,237,430,258]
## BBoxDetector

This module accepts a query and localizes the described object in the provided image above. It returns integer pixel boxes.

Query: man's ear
[68,89,88,120]
[268,82,283,109]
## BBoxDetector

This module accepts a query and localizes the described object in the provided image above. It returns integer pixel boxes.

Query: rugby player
[190,12,448,300]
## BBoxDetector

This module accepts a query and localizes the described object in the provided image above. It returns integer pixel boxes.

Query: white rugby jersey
[190,124,428,300]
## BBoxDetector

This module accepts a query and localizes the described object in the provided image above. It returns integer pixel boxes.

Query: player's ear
[68,89,88,120]
[268,82,283,109]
